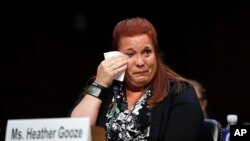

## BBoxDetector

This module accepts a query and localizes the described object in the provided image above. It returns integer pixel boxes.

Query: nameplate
[5,118,91,141]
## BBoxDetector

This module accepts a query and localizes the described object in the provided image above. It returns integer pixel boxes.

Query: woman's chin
[125,76,150,87]
[133,79,149,87]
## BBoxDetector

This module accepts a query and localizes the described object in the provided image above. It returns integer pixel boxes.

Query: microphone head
[149,69,152,73]
[113,86,119,95]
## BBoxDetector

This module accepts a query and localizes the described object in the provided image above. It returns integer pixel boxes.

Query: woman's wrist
[85,82,107,100]
[93,79,109,88]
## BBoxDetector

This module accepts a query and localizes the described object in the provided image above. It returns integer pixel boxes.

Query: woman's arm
[71,94,102,126]
[71,54,128,126]
[163,86,204,141]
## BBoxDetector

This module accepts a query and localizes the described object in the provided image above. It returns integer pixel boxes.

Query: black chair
[204,119,222,141]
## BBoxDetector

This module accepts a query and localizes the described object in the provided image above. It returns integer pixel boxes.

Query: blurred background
[2,0,250,139]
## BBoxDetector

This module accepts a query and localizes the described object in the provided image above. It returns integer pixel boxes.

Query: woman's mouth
[133,70,149,76]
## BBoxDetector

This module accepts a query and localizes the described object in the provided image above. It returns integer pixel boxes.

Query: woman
[71,17,204,141]
[187,79,209,118]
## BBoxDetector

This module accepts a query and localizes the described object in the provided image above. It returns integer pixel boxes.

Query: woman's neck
[126,87,145,93]
[126,89,144,111]
[125,85,146,110]
[125,83,146,93]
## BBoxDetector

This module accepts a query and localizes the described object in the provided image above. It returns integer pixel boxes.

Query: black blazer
[97,81,204,141]
[72,81,206,141]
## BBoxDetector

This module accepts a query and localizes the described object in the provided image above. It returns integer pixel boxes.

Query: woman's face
[119,34,157,89]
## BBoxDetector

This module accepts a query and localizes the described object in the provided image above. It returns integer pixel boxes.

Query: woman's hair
[112,17,186,107]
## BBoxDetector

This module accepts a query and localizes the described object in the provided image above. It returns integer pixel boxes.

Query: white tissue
[104,51,125,82]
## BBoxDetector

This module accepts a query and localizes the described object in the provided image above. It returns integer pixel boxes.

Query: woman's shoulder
[169,80,198,104]
[169,80,192,93]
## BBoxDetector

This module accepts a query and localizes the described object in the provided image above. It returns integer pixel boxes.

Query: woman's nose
[135,55,145,67]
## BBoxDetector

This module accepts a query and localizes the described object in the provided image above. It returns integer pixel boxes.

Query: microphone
[113,85,119,96]
[149,69,152,73]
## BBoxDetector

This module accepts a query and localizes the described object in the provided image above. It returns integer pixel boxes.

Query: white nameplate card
[5,118,91,141]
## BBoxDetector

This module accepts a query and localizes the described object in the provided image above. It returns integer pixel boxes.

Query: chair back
[204,119,222,141]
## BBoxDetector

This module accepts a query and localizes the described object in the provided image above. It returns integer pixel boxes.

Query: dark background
[2,0,250,139]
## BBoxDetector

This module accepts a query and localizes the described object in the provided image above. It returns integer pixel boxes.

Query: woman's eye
[146,50,151,54]
[126,54,133,57]
[125,52,134,57]
[144,50,152,55]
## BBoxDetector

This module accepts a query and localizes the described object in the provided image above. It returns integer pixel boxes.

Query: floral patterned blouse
[105,84,152,141]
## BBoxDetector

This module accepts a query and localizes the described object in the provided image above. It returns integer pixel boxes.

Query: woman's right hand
[94,54,128,88]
